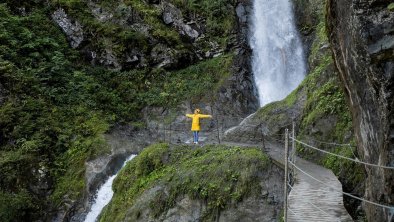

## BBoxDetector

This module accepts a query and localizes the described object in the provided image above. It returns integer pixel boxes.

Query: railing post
[161,116,165,143]
[169,122,172,144]
[292,122,296,174]
[261,124,266,150]
[216,117,221,144]
[284,129,289,222]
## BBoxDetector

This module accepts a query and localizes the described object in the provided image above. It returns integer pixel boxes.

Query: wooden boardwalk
[223,140,352,222]
[287,157,352,221]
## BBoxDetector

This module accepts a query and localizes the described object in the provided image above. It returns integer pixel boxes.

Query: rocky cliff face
[52,0,259,118]
[326,1,394,221]
[218,0,259,115]
[48,0,259,220]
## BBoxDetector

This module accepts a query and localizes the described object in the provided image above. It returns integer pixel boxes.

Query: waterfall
[250,0,306,106]
[84,154,137,222]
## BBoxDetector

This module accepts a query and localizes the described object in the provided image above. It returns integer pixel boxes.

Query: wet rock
[213,0,259,117]
[52,8,84,48]
[327,1,394,221]
[62,125,153,222]
[236,3,247,23]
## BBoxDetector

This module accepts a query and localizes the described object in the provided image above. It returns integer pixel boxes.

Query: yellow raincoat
[186,113,212,131]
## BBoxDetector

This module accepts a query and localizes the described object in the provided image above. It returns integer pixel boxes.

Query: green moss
[388,3,394,11]
[100,143,270,221]
[293,2,365,187]
[309,20,329,64]
[0,190,35,222]
[143,54,234,107]
[322,145,365,187]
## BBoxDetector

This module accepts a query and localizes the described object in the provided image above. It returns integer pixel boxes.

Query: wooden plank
[219,140,353,222]
[287,157,353,222]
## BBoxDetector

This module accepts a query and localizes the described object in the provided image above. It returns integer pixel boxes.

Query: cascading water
[250,0,306,106]
[84,154,137,222]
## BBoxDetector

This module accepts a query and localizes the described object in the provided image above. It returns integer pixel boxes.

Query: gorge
[0,0,393,222]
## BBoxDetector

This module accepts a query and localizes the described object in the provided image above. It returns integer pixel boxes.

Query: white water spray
[250,0,306,106]
[84,154,137,222]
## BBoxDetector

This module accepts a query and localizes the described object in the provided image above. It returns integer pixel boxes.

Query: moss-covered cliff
[100,143,283,222]
[0,1,257,221]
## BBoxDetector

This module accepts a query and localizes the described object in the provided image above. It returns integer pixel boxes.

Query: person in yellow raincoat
[186,109,212,144]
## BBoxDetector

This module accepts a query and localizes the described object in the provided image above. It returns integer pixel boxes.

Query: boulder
[161,2,200,40]
[52,8,84,48]
[150,43,178,68]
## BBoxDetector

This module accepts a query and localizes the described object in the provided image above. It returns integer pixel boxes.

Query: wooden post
[261,124,266,150]
[216,117,221,144]
[292,122,296,171]
[169,122,172,144]
[284,129,289,222]
[163,124,166,143]
[163,115,166,143]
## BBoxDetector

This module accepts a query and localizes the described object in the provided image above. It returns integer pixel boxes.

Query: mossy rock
[388,3,394,11]
[100,143,282,222]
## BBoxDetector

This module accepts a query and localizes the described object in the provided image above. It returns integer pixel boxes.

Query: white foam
[250,0,306,106]
[84,154,137,222]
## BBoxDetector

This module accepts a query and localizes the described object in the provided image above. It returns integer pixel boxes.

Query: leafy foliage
[0,0,237,220]
[143,54,233,107]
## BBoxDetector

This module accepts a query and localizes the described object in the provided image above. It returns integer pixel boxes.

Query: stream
[84,154,137,222]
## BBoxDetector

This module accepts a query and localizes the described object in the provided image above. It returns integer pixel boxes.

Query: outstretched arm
[198,114,212,118]
[186,114,193,118]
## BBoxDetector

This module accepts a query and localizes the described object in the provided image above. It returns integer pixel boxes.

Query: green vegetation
[0,190,34,221]
[146,54,234,106]
[50,0,236,57]
[0,1,237,220]
[388,3,394,11]
[0,4,111,219]
[322,145,364,187]
[171,0,236,42]
[292,1,365,187]
[100,143,270,221]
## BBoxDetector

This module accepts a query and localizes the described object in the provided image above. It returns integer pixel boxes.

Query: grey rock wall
[326,1,394,221]
[216,0,259,116]
[52,8,84,48]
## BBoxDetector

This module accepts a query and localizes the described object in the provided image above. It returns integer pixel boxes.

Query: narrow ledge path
[221,140,353,222]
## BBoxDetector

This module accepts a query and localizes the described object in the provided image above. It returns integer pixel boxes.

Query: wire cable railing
[291,137,394,170]
[158,115,393,221]
[281,124,394,222]
[288,161,394,210]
